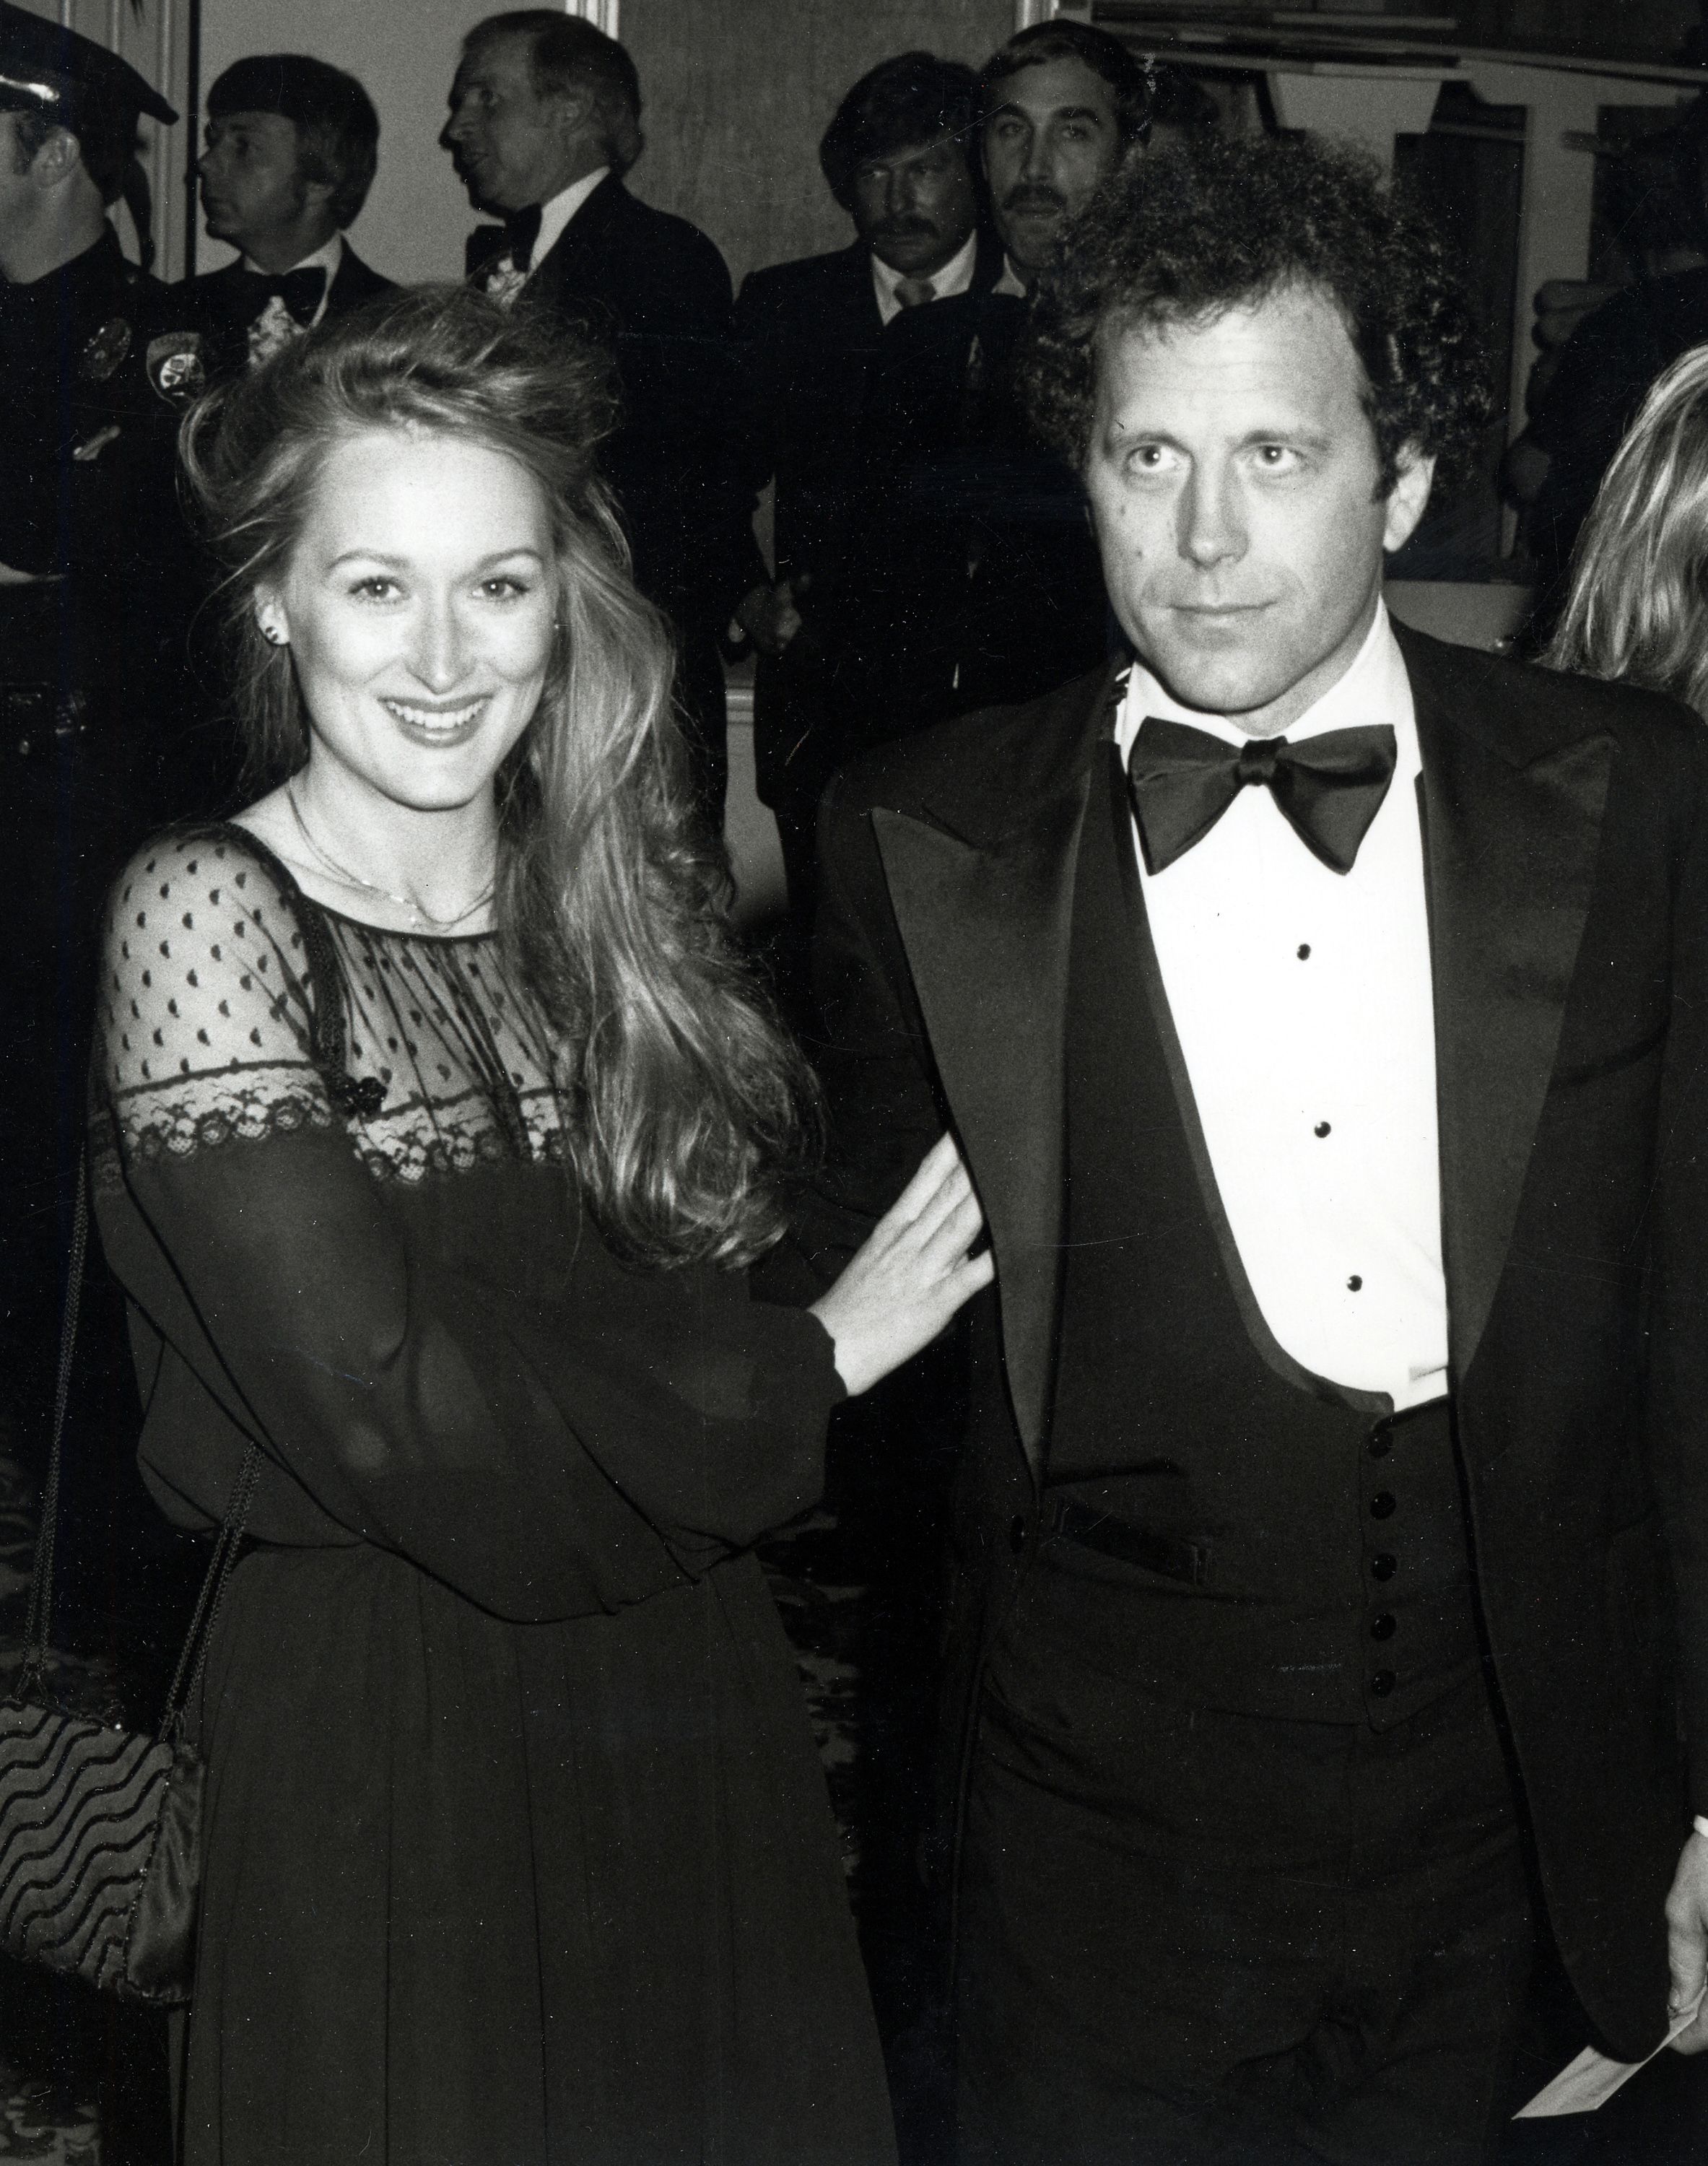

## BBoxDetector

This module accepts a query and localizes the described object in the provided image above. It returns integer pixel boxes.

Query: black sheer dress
[88,827,895,2166]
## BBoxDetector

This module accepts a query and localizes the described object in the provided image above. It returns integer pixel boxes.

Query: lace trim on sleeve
[109,1065,336,1166]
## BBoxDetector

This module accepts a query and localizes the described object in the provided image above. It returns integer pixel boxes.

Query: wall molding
[566,0,620,35]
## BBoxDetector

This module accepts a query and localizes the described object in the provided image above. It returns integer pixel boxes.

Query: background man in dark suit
[809,133,1708,2163]
[443,9,750,827]
[825,22,1152,762]
[730,51,1001,930]
[176,54,393,378]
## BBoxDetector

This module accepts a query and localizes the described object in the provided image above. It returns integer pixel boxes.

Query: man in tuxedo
[443,10,749,827]
[811,132,1708,2162]
[175,55,393,378]
[828,22,1153,758]
[730,51,1001,928]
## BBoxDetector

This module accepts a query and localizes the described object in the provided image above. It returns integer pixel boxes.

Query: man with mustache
[442,10,751,830]
[982,18,1138,294]
[809,131,1708,2162]
[729,53,1001,932]
[820,23,1151,755]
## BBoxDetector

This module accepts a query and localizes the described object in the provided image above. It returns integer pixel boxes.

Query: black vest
[1032,748,1481,1726]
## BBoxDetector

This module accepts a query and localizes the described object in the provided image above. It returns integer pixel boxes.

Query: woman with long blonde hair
[1546,344,1708,715]
[90,287,988,2163]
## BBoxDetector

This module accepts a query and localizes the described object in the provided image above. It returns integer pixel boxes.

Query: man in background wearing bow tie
[443,10,751,829]
[805,131,1708,2162]
[176,54,393,378]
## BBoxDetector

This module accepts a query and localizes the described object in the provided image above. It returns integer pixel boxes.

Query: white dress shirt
[993,256,1027,299]
[1117,601,1449,1410]
[870,229,979,325]
[525,165,610,282]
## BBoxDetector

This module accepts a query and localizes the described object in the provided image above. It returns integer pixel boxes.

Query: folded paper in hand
[1514,1988,1706,2118]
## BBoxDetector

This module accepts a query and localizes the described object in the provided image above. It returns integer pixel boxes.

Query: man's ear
[27,125,84,191]
[549,84,598,144]
[1382,443,1437,554]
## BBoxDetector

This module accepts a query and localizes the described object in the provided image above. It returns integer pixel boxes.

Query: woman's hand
[809,1134,994,1398]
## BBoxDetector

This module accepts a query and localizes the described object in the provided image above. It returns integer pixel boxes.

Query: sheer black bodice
[91,826,842,1621]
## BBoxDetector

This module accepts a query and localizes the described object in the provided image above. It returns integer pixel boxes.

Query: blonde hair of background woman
[180,285,814,1269]
[1546,344,1708,717]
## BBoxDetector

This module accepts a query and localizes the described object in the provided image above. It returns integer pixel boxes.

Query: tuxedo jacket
[729,231,1004,812]
[469,175,754,632]
[171,242,395,381]
[809,623,1708,2060]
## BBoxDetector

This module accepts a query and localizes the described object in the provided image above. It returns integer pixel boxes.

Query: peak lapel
[873,792,1084,1471]
[1408,635,1614,1386]
[866,674,1115,1469]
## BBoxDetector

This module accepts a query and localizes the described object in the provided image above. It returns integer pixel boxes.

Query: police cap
[0,0,177,131]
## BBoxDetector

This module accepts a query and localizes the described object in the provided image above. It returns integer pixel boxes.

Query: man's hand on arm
[733,578,803,658]
[1665,1824,1708,2051]
[1498,432,1552,510]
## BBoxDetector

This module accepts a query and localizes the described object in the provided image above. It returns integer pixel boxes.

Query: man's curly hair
[1022,132,1492,497]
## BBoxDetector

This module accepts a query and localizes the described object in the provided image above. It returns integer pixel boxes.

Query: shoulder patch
[147,331,206,405]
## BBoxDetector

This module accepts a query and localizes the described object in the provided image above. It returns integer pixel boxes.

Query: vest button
[1369,1492,1397,1520]
[1008,1515,1027,1555]
[1368,1430,1392,1458]
[1370,1669,1395,1697]
[1370,1612,1397,1640]
[1371,1552,1398,1581]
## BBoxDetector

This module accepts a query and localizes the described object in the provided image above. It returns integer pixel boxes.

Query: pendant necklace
[286,783,495,931]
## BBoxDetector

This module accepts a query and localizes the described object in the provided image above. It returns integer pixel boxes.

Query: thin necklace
[286,783,495,931]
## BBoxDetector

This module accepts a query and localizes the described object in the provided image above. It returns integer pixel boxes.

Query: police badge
[147,332,208,407]
[78,317,133,382]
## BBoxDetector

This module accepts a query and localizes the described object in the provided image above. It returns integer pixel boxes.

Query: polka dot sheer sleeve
[95,830,331,1166]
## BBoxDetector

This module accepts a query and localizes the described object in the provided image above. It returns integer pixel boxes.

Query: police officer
[0,1,201,1420]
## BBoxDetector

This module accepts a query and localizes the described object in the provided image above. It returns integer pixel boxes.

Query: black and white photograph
[4,1,1708,2161]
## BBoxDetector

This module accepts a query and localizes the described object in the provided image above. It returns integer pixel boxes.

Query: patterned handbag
[0,1167,259,2004]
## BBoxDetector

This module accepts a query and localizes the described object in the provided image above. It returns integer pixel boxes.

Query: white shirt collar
[870,229,979,323]
[994,255,1027,299]
[530,167,611,271]
[241,230,344,283]
[1117,599,1415,771]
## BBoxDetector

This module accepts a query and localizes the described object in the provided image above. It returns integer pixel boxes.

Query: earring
[260,622,284,646]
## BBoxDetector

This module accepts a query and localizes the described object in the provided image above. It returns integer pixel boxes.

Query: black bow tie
[232,264,327,329]
[1126,716,1398,875]
[503,204,544,271]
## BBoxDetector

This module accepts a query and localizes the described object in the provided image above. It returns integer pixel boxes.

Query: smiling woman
[84,285,990,2164]
[247,428,557,931]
